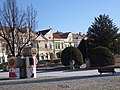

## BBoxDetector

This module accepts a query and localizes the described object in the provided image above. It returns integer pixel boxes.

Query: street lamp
[115,38,119,54]
[115,39,118,41]
[2,44,5,64]
[84,37,90,67]
[84,37,88,58]
[69,47,75,70]
[2,47,5,71]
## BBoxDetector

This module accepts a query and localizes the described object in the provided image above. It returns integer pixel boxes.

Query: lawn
[115,58,120,63]
[114,55,120,63]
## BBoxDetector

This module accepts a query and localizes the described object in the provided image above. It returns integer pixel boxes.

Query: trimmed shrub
[89,46,115,67]
[61,47,83,66]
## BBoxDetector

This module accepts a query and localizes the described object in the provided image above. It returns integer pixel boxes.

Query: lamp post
[84,37,88,58]
[84,37,90,67]
[115,38,119,54]
[2,47,5,71]
[2,48,5,62]
[69,41,75,70]
[53,37,56,60]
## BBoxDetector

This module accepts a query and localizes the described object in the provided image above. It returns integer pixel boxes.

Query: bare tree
[0,0,37,56]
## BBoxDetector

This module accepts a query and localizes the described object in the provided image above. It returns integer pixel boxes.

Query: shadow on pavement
[36,67,97,73]
[0,71,120,86]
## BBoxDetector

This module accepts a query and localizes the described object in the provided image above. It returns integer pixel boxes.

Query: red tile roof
[0,26,28,33]
[53,32,71,39]
[72,34,84,39]
[53,33,62,38]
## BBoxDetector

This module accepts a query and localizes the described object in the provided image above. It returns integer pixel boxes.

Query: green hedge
[89,46,115,67]
[61,47,83,66]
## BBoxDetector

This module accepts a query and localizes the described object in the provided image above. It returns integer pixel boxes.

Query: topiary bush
[61,46,83,66]
[89,46,115,67]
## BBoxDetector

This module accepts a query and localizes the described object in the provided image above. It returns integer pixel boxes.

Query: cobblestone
[0,74,120,90]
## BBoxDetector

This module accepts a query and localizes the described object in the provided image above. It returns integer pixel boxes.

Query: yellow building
[53,32,84,59]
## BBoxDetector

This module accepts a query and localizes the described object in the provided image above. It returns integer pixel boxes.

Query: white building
[36,28,54,61]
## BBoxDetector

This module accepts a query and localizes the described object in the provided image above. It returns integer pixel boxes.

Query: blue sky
[0,0,120,34]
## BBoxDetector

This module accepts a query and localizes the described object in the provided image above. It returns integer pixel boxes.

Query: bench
[98,68,116,74]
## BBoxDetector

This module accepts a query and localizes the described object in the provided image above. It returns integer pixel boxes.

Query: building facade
[36,28,54,61]
[0,26,37,64]
[53,31,84,59]
[0,27,84,63]
[0,37,7,64]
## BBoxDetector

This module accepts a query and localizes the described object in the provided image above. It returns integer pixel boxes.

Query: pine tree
[87,14,120,54]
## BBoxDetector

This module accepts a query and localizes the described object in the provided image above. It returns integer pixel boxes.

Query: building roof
[53,32,71,39]
[0,26,11,32]
[60,33,70,38]
[53,33,62,38]
[0,26,29,33]
[72,34,84,39]
[36,34,48,41]
[37,29,51,36]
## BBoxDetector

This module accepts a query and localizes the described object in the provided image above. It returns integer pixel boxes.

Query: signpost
[8,57,20,79]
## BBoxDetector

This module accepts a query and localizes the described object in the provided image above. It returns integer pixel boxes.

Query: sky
[0,0,120,34]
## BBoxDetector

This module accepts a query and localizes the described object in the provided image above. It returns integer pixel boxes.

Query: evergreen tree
[87,14,120,54]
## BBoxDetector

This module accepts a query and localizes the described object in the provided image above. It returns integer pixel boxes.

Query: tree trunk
[70,60,75,70]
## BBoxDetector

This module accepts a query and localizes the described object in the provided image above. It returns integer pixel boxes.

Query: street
[1,68,120,90]
[0,68,120,80]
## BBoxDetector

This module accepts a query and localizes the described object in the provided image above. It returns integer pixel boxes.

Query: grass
[115,57,120,63]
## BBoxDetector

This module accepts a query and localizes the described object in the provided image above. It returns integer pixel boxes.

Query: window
[62,43,64,49]
[50,44,52,48]
[45,44,47,48]
[58,44,60,49]
[46,53,48,59]
[74,43,78,47]
[56,52,61,58]
[0,57,1,63]
[41,53,44,60]
[41,56,44,60]
[56,44,57,49]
